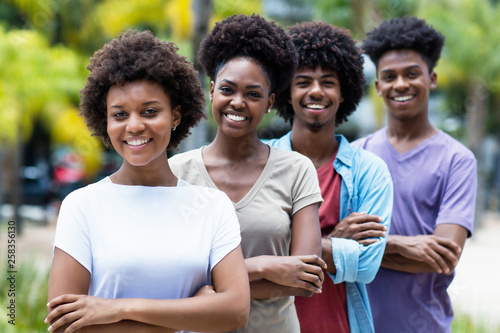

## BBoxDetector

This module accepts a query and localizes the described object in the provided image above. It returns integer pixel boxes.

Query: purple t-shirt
[352,128,477,333]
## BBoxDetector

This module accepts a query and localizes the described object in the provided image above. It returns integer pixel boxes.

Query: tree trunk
[465,78,489,228]
[178,0,213,152]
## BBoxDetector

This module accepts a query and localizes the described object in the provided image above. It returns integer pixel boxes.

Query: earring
[209,97,213,103]
[172,125,177,131]
[265,108,271,114]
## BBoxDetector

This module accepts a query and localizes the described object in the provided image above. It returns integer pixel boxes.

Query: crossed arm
[46,245,250,333]
[244,204,327,299]
[381,223,468,275]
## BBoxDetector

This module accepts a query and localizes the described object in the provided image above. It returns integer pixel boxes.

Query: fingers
[298,254,327,270]
[47,294,83,309]
[46,299,80,326]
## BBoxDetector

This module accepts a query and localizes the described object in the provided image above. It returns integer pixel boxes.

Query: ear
[172,105,182,128]
[429,72,437,90]
[375,79,382,96]
[209,81,215,102]
[267,93,275,111]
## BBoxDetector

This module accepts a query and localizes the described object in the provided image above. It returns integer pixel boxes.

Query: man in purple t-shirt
[353,17,477,332]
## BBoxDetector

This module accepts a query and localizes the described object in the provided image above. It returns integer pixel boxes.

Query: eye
[295,80,309,87]
[407,71,418,79]
[111,111,127,118]
[248,91,262,98]
[382,74,395,82]
[219,86,233,94]
[323,80,336,86]
[143,108,158,116]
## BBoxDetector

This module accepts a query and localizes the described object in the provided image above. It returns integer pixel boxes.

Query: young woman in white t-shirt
[45,30,250,333]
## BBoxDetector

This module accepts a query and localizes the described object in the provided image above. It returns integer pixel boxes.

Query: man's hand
[386,234,461,274]
[328,212,386,245]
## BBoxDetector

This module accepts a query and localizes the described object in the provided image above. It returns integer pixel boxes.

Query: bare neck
[290,122,339,169]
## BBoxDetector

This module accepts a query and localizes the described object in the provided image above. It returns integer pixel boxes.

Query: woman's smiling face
[106,79,180,167]
[209,57,275,139]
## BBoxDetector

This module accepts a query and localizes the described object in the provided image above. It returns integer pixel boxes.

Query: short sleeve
[435,150,477,235]
[53,189,92,273]
[291,154,323,215]
[209,190,241,271]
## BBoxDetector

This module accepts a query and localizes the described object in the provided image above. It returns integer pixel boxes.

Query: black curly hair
[198,14,298,96]
[80,30,205,150]
[274,21,365,126]
[361,16,445,73]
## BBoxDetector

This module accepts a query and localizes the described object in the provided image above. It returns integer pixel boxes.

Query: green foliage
[213,0,262,19]
[0,26,103,176]
[452,312,500,333]
[0,258,50,332]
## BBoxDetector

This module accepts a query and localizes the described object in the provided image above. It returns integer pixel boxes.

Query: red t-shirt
[294,152,350,332]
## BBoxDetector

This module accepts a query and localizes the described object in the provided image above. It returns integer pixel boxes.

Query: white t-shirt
[54,177,241,300]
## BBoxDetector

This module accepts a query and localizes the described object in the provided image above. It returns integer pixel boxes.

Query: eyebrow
[380,65,421,74]
[293,73,339,80]
[219,79,264,91]
[109,100,161,109]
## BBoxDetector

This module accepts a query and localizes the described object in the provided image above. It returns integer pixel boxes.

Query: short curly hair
[274,21,365,126]
[80,30,205,150]
[198,14,298,96]
[361,16,445,73]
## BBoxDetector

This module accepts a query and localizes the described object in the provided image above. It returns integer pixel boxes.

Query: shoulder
[435,131,476,162]
[61,180,104,203]
[168,149,200,175]
[272,147,316,171]
[351,128,386,148]
[169,149,198,165]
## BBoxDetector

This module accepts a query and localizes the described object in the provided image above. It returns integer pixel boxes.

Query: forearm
[250,279,314,299]
[321,238,337,275]
[382,234,459,274]
[121,294,247,332]
[381,253,447,274]
[76,321,176,333]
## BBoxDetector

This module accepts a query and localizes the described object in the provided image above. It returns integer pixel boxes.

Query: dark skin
[207,58,327,298]
[375,49,468,275]
[289,66,387,275]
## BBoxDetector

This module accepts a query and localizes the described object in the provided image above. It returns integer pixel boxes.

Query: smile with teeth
[392,95,415,102]
[305,104,327,110]
[226,113,247,122]
[126,138,151,146]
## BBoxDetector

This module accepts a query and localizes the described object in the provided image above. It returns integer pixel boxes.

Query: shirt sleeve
[291,154,324,215]
[435,150,477,235]
[53,189,93,273]
[209,190,241,271]
[331,152,393,284]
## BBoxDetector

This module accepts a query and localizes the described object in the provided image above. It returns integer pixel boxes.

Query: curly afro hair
[198,14,298,96]
[80,30,205,150]
[361,16,445,73]
[274,21,365,126]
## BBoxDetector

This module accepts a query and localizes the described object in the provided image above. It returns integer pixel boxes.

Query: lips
[391,95,415,102]
[225,113,247,122]
[303,103,330,114]
[124,138,152,146]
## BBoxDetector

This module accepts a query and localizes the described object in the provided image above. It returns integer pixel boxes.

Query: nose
[308,80,324,98]
[126,113,145,133]
[394,75,409,90]
[230,94,245,110]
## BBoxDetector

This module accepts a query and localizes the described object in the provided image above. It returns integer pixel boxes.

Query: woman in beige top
[169,14,326,333]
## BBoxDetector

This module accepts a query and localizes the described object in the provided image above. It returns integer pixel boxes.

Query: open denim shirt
[266,133,393,333]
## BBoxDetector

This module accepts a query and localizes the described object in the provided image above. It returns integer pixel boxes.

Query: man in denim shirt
[266,21,393,333]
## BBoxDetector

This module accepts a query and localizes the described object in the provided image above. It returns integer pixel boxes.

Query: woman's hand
[247,255,326,293]
[46,294,123,333]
